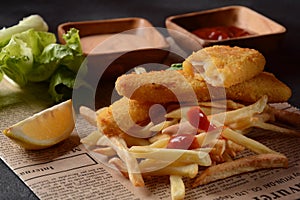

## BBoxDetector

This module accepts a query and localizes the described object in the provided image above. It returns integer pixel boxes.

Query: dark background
[0,0,299,199]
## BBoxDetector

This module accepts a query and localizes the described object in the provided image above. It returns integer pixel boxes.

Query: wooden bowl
[58,17,169,79]
[165,5,286,53]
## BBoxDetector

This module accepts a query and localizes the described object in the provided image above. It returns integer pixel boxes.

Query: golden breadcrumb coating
[115,70,291,104]
[96,97,152,138]
[116,70,207,104]
[186,45,266,87]
[226,72,292,103]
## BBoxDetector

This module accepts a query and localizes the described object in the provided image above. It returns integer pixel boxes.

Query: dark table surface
[1,0,299,199]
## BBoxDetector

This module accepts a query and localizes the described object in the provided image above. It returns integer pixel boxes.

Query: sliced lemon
[2,99,74,150]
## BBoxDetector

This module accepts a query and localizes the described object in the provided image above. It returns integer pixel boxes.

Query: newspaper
[1,77,300,200]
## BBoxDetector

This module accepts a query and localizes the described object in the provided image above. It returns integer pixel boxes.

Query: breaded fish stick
[96,97,152,138]
[116,70,210,104]
[115,71,291,104]
[186,45,266,88]
[226,72,291,103]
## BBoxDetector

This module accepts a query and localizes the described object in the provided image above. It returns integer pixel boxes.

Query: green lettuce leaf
[0,27,84,102]
[0,15,49,48]
[167,63,183,71]
[0,68,3,82]
[0,29,56,85]
[0,36,34,86]
[48,66,76,103]
[28,43,76,82]
[28,28,83,82]
[61,28,84,73]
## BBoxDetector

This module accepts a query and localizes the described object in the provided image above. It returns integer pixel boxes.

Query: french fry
[221,152,233,162]
[198,99,245,110]
[222,128,276,154]
[193,132,207,146]
[110,156,198,179]
[80,130,103,146]
[209,95,268,126]
[198,128,222,148]
[122,134,151,147]
[209,139,226,163]
[79,106,97,126]
[226,112,268,131]
[126,122,155,139]
[108,157,129,178]
[226,117,254,131]
[149,133,171,143]
[150,119,178,132]
[94,147,117,157]
[198,106,220,116]
[162,121,198,135]
[129,146,212,166]
[138,158,171,173]
[139,159,198,178]
[253,121,300,137]
[225,140,245,158]
[225,112,270,131]
[96,135,111,146]
[192,153,288,187]
[149,163,198,178]
[165,107,191,119]
[149,136,170,148]
[226,100,246,110]
[266,104,300,127]
[227,110,300,136]
[109,136,145,187]
[170,175,185,200]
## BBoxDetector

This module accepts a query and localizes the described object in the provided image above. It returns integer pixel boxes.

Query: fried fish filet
[226,72,291,103]
[115,70,291,104]
[116,70,210,103]
[96,97,152,138]
[186,45,266,88]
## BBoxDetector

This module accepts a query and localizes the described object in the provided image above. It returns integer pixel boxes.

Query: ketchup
[166,107,217,150]
[167,133,199,150]
[192,26,251,41]
[186,106,216,132]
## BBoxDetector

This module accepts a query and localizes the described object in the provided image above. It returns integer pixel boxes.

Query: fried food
[192,153,288,187]
[96,97,152,138]
[81,45,298,200]
[226,72,292,103]
[116,69,209,103]
[185,45,266,87]
[115,71,291,104]
[170,175,185,200]
[84,96,298,200]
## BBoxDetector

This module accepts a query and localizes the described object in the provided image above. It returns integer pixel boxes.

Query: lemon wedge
[2,99,75,150]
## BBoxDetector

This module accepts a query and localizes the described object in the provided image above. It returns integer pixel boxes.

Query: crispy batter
[96,106,124,138]
[186,45,266,87]
[96,97,152,138]
[226,72,292,103]
[116,71,291,104]
[116,70,208,103]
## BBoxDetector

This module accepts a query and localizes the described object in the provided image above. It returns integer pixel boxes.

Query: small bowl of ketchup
[165,5,286,54]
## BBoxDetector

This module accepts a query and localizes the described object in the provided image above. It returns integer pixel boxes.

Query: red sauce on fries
[167,107,218,150]
[167,134,200,149]
[187,107,216,131]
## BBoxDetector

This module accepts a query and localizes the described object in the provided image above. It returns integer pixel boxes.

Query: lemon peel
[2,99,74,150]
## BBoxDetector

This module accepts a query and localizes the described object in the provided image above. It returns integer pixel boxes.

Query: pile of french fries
[80,95,299,200]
